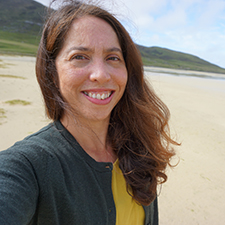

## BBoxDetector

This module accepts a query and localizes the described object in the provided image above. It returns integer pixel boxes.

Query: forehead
[63,15,120,49]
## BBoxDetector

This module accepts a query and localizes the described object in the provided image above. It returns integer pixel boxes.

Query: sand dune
[0,55,225,224]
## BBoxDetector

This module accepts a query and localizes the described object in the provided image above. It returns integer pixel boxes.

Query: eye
[71,55,87,60]
[107,56,120,61]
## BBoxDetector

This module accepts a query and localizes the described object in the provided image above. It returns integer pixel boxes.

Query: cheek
[117,69,128,90]
[58,68,86,94]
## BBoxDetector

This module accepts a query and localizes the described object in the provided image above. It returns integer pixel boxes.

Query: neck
[60,115,117,163]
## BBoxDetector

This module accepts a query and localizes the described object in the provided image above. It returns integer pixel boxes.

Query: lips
[83,91,113,100]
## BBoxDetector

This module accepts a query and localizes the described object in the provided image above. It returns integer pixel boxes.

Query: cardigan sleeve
[0,149,39,225]
[152,197,159,225]
[143,196,158,225]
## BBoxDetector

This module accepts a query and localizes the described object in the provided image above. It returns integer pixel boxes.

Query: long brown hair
[36,0,179,206]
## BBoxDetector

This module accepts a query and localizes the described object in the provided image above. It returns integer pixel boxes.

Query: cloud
[115,0,225,67]
[34,0,50,6]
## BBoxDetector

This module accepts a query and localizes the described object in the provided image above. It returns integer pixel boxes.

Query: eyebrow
[66,46,122,54]
[105,47,122,53]
[66,46,91,54]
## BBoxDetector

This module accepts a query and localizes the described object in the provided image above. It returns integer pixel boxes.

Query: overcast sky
[35,0,225,68]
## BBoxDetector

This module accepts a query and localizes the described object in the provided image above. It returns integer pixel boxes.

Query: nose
[89,60,111,83]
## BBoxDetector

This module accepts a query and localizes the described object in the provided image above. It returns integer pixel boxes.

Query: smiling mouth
[83,91,113,100]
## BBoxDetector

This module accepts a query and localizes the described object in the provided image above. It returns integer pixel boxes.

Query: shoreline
[144,66,225,80]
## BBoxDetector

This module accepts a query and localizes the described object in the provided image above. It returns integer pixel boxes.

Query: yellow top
[111,159,145,225]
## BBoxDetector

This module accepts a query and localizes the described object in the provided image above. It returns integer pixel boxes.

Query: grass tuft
[0,74,26,79]
[5,99,31,106]
[0,108,6,118]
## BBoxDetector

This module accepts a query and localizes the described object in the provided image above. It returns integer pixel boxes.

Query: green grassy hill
[137,45,225,74]
[0,0,225,74]
[0,0,45,56]
[0,0,45,35]
[0,30,40,56]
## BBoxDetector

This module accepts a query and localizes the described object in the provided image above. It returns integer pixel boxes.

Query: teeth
[97,93,101,99]
[101,93,105,99]
[84,91,111,100]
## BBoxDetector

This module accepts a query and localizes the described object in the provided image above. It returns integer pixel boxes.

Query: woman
[0,0,178,224]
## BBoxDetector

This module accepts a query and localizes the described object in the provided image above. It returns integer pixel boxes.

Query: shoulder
[19,122,63,151]
[0,121,83,189]
[1,121,70,158]
[1,123,55,158]
[0,123,53,175]
[0,120,83,174]
[0,122,69,171]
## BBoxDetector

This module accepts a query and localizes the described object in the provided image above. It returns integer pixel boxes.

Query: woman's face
[55,16,127,124]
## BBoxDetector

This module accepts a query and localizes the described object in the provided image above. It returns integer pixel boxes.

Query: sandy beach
[145,68,225,224]
[1,55,225,224]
